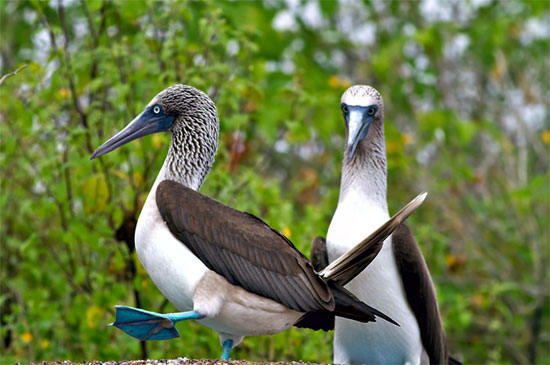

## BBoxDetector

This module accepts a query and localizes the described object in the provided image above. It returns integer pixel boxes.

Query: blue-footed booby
[90,84,425,360]
[311,85,458,364]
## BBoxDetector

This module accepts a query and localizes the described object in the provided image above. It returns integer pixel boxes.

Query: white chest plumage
[135,177,207,312]
[326,188,424,365]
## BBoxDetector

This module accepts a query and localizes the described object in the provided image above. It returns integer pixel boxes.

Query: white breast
[135,181,208,311]
[326,188,424,365]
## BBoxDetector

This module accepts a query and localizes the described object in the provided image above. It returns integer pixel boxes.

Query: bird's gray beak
[91,107,175,159]
[346,108,375,162]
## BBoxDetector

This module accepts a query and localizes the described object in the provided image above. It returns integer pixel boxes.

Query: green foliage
[1,0,548,364]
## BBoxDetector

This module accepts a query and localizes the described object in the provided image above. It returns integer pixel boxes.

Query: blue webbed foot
[112,305,204,341]
[221,339,234,360]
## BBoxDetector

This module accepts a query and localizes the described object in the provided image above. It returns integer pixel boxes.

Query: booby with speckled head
[91,84,427,360]
[311,85,459,364]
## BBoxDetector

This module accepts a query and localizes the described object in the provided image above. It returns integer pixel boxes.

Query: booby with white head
[311,85,456,364]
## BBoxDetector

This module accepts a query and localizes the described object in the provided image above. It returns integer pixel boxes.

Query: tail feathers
[329,281,399,326]
[320,192,427,285]
[293,281,398,332]
[293,310,334,331]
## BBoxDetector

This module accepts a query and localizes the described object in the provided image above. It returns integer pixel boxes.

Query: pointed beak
[346,109,375,162]
[90,109,175,159]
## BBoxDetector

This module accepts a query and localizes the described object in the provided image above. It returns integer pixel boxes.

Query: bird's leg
[221,339,234,360]
[111,305,204,341]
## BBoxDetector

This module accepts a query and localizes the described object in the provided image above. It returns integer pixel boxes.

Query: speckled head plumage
[153,85,219,189]
[151,85,219,126]
[91,84,220,190]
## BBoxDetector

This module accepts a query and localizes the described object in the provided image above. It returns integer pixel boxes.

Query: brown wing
[392,224,449,364]
[310,236,329,272]
[156,180,334,313]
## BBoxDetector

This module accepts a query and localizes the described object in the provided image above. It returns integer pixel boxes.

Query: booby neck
[339,115,388,213]
[159,125,217,191]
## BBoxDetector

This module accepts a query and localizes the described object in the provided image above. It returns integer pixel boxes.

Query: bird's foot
[111,305,204,341]
[221,339,234,360]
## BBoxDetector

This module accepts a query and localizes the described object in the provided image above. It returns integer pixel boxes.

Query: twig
[0,64,28,86]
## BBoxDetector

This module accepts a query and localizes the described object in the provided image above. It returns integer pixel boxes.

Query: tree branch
[0,64,28,86]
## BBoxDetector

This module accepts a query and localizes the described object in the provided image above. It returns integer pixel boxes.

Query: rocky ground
[30,359,323,365]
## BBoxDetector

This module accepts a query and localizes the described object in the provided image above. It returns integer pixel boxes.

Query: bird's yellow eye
[342,105,349,114]
[153,106,161,114]
[367,107,375,116]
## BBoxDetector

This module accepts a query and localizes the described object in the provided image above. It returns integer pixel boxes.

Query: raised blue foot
[112,305,204,341]
[221,339,233,360]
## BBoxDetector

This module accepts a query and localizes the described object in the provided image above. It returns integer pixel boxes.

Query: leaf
[82,174,109,213]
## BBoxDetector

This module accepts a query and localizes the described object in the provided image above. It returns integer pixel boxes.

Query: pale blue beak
[346,106,375,162]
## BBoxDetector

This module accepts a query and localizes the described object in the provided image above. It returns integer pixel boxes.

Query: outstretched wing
[156,180,334,313]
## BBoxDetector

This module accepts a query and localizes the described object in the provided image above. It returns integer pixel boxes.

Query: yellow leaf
[59,87,69,98]
[402,132,414,145]
[282,227,291,238]
[444,254,456,268]
[328,75,351,90]
[133,172,143,187]
[328,75,340,89]
[152,134,163,149]
[21,332,32,343]
[86,306,104,329]
[112,169,129,181]
[387,141,400,154]
[472,293,484,309]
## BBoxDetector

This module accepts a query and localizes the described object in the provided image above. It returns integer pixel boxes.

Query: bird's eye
[367,107,376,116]
[153,105,161,114]
[342,105,349,114]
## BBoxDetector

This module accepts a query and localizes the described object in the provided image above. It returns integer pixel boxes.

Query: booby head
[340,85,384,163]
[91,84,219,188]
[91,84,219,161]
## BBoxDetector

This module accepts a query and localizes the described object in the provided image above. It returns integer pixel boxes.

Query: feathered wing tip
[320,192,428,285]
[294,280,399,331]
[328,281,399,326]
